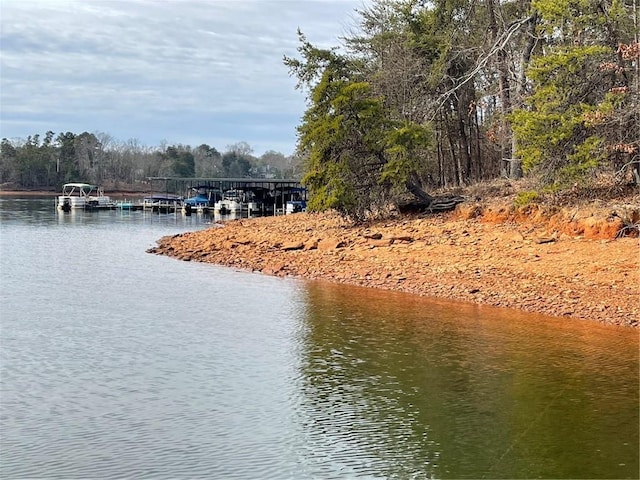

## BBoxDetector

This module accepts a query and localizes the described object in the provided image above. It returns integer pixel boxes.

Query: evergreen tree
[285,30,433,220]
[166,145,196,177]
[56,132,78,183]
[511,0,638,186]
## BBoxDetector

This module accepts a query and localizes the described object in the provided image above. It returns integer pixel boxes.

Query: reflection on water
[0,196,268,228]
[296,283,639,479]
[1,198,638,479]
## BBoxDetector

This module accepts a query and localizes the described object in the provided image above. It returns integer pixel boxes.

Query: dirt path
[148,207,639,328]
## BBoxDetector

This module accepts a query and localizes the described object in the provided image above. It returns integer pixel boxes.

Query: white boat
[286,200,307,214]
[57,183,116,211]
[274,186,307,214]
[214,189,259,214]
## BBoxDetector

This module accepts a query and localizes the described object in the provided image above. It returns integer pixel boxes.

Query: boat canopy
[62,183,96,188]
[60,183,101,195]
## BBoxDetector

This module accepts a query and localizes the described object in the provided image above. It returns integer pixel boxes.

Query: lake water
[1,197,638,479]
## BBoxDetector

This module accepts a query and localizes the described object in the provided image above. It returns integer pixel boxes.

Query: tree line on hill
[285,0,639,219]
[0,132,304,191]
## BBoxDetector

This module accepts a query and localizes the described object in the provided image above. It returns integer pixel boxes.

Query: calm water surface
[1,198,638,479]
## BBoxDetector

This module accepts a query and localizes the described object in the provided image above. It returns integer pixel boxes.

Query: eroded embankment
[148,204,640,328]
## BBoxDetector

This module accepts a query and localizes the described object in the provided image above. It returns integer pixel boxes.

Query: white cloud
[0,0,366,155]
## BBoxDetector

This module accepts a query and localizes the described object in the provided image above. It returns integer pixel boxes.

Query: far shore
[0,190,56,196]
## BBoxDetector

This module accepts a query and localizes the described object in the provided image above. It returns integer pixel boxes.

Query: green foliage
[526,46,609,84]
[166,146,195,177]
[56,132,78,182]
[381,123,433,186]
[511,43,614,183]
[514,190,540,207]
[221,151,252,177]
[299,77,388,217]
[532,0,596,34]
[298,74,433,218]
[303,160,354,212]
[511,0,639,186]
[24,135,55,186]
[559,135,605,184]
[288,25,436,219]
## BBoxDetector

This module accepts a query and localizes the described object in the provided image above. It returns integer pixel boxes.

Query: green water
[298,283,639,479]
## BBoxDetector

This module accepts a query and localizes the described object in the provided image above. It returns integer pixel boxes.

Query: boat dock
[57,177,307,216]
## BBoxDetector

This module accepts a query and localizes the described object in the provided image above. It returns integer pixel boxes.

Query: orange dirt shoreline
[148,205,640,328]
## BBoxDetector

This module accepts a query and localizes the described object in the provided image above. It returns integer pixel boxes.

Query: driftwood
[405,179,435,205]
[402,179,466,213]
[426,195,467,212]
[398,195,466,214]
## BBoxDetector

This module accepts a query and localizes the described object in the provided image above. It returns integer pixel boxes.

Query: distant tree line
[0,132,304,190]
[285,0,639,219]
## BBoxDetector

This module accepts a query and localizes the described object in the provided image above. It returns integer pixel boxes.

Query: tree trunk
[436,126,445,188]
[487,0,515,178]
[405,178,434,206]
[458,107,471,184]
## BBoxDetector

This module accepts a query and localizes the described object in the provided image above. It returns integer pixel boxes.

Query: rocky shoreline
[148,204,639,328]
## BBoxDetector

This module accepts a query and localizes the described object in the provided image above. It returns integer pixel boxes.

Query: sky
[0,0,366,157]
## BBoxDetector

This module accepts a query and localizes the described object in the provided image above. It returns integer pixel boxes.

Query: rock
[318,237,347,250]
[390,236,414,244]
[364,232,383,239]
[304,239,319,250]
[534,237,556,244]
[368,238,392,247]
[282,242,304,251]
[262,263,285,275]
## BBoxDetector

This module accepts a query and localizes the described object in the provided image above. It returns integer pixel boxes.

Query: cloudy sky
[0,0,366,156]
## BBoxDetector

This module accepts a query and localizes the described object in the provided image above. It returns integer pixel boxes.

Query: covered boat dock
[146,177,307,215]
